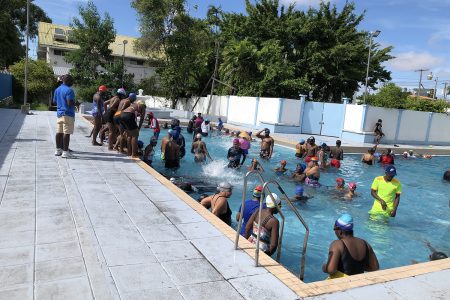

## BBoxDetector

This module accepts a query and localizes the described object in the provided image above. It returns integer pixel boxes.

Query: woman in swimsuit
[200,182,233,226]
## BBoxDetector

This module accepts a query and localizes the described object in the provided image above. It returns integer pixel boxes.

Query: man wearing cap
[369,165,402,218]
[292,163,307,182]
[227,139,246,168]
[236,185,266,235]
[323,214,379,278]
[295,139,306,158]
[256,128,274,160]
[91,85,107,146]
[245,193,281,256]
[53,75,76,158]
[191,133,212,162]
[201,182,233,226]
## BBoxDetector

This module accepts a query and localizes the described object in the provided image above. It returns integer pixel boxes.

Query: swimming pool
[139,128,450,283]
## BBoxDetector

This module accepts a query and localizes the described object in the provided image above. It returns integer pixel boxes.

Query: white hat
[265,193,281,208]
[196,133,202,139]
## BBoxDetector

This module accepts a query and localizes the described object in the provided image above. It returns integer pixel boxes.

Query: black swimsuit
[212,194,232,225]
[338,240,370,275]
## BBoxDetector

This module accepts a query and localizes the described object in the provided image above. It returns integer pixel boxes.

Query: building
[37,22,156,83]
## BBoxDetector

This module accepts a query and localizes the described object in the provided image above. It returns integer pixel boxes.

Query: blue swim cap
[299,139,305,144]
[137,140,144,148]
[300,163,306,171]
[295,186,304,196]
[129,92,137,101]
[335,214,353,231]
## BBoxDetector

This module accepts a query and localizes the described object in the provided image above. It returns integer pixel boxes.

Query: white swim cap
[196,133,202,139]
[265,193,281,208]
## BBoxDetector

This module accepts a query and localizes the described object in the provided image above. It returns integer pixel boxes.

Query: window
[54,49,67,56]
[54,28,66,41]
[54,28,65,35]
[66,30,75,43]
[129,59,144,66]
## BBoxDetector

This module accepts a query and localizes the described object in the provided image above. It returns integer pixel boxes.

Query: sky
[31,0,450,97]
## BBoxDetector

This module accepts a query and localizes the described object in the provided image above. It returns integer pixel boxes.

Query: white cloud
[387,51,446,71]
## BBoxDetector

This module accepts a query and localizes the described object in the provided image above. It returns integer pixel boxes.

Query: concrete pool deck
[0,108,448,299]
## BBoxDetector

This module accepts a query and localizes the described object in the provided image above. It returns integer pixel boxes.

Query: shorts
[295,153,302,158]
[113,112,122,125]
[165,159,180,169]
[56,116,75,134]
[260,150,270,159]
[201,132,208,137]
[103,109,115,123]
[330,159,341,168]
[120,112,138,131]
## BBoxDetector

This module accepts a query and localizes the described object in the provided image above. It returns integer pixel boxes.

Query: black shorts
[120,112,138,130]
[113,113,122,125]
[165,159,179,169]
[103,109,115,123]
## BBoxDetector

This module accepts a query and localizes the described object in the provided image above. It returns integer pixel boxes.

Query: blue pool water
[139,128,450,283]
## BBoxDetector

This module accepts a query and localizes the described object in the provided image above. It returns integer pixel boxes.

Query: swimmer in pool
[143,137,157,166]
[248,158,265,173]
[304,136,318,162]
[227,138,246,168]
[344,182,357,200]
[191,133,212,162]
[274,160,287,174]
[256,128,274,160]
[444,170,450,181]
[361,148,376,165]
[335,178,345,191]
[290,186,309,202]
[379,148,395,165]
[292,163,307,182]
[295,139,307,158]
[305,157,321,186]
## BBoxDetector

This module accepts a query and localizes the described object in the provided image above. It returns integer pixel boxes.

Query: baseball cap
[385,165,397,177]
[334,214,353,231]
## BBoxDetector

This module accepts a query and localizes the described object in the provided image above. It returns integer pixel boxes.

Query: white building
[37,22,156,83]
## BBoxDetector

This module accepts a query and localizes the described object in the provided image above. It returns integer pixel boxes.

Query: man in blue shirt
[53,75,76,158]
[236,185,266,235]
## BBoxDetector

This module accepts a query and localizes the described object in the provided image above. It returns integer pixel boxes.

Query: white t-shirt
[201,122,210,133]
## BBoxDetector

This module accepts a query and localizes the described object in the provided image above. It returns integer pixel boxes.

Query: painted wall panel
[428,113,450,142]
[280,99,301,125]
[364,106,399,141]
[256,97,280,125]
[397,110,428,141]
[343,104,364,132]
[228,96,257,125]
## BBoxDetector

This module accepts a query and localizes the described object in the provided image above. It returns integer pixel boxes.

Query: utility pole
[121,40,128,88]
[442,82,448,99]
[414,69,429,98]
[22,0,30,114]
[363,30,380,104]
[433,76,439,99]
[207,41,220,114]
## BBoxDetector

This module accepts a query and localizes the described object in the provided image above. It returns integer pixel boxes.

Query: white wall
[228,96,257,125]
[364,106,399,141]
[428,113,450,142]
[397,110,429,141]
[343,104,364,132]
[280,98,301,125]
[257,97,280,125]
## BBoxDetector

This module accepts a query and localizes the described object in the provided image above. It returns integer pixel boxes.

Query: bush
[10,59,56,103]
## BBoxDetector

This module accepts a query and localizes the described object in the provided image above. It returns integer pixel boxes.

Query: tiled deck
[0,109,448,300]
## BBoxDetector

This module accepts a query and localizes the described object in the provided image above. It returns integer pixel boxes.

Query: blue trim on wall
[424,112,434,144]
[360,105,368,131]
[277,98,284,123]
[394,109,404,140]
[254,97,260,125]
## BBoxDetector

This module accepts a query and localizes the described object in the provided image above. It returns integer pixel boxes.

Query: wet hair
[443,170,450,181]
[378,119,382,123]
[336,140,341,146]
[63,74,74,86]
[387,148,392,154]
[369,148,375,154]
[430,251,448,260]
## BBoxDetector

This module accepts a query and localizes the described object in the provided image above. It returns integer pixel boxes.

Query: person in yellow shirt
[369,165,402,217]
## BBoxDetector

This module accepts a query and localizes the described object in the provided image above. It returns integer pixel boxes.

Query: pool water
[139,128,450,283]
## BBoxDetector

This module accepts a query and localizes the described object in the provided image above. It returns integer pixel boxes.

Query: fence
[139,94,450,146]
[0,73,12,101]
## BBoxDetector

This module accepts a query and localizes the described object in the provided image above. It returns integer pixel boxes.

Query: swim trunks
[260,149,270,159]
[120,112,138,130]
[305,177,321,187]
[165,159,180,169]
[330,159,341,168]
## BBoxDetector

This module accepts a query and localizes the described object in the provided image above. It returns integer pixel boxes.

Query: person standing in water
[369,165,402,218]
[329,140,344,168]
[256,128,274,160]
[191,133,212,162]
[227,138,246,168]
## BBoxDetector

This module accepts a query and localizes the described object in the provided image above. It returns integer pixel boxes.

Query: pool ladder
[234,170,310,281]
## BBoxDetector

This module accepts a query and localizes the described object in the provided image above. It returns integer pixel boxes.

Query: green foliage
[137,76,163,96]
[365,83,449,113]
[10,58,56,103]
[0,0,51,68]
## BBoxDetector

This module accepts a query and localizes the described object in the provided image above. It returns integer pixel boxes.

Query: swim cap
[265,193,280,208]
[309,136,315,142]
[137,140,144,148]
[336,177,345,184]
[135,100,145,107]
[264,128,270,134]
[299,139,305,145]
[217,182,233,192]
[129,93,137,101]
[170,178,176,183]
[335,214,353,231]
[348,182,357,190]
[98,85,107,92]
[147,111,153,116]
[281,160,287,165]
[295,186,304,196]
[321,143,327,148]
[205,119,209,122]
[253,185,263,197]
[300,163,306,170]
[310,156,318,162]
[196,133,202,139]
[168,129,173,136]
[233,138,240,145]
[248,131,252,136]
[385,165,397,177]
[117,88,126,95]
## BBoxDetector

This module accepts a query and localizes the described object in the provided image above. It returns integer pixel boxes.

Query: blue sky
[31,0,450,97]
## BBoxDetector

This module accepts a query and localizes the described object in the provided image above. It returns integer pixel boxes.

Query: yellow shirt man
[370,166,402,217]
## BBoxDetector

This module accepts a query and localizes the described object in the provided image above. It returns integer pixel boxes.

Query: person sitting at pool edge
[290,186,309,202]
[369,165,402,218]
[295,139,306,158]
[227,138,246,168]
[245,193,281,256]
[323,214,379,279]
[335,178,345,191]
[201,182,233,226]
[256,128,274,160]
[274,160,287,174]
[236,185,265,235]
[344,182,357,200]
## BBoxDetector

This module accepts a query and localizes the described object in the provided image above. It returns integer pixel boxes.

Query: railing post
[299,95,306,133]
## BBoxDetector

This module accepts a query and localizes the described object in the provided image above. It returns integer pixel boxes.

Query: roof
[38,22,146,60]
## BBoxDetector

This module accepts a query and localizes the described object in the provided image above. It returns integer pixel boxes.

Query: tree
[10,58,55,103]
[65,1,134,101]
[0,0,51,68]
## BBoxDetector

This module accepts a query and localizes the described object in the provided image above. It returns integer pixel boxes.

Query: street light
[22,0,30,114]
[363,30,381,104]
[121,40,128,88]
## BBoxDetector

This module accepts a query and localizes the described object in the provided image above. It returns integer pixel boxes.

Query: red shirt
[380,154,394,165]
